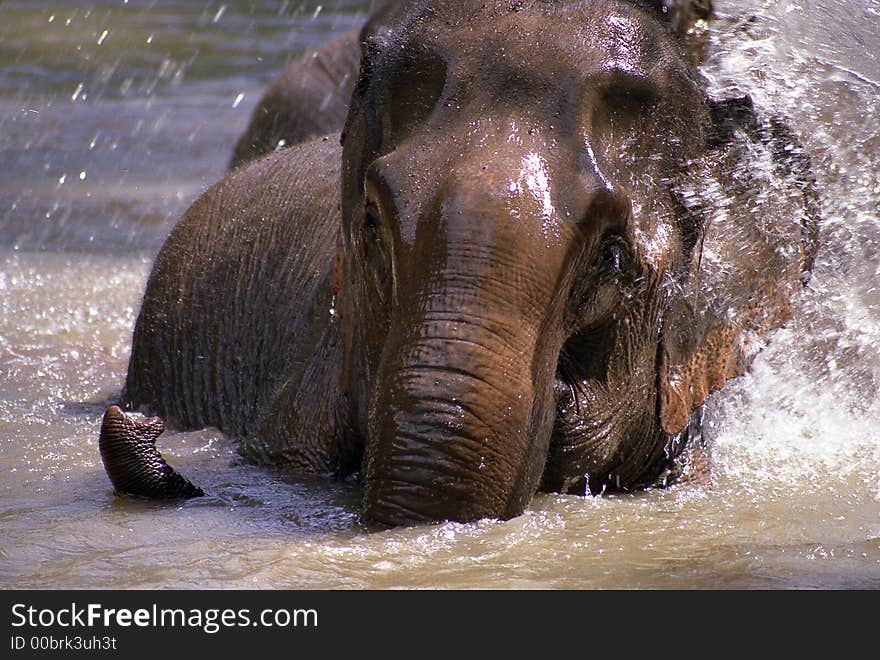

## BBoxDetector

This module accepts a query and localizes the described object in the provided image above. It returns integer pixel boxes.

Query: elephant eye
[357,200,394,305]
[599,236,628,276]
[566,235,635,327]
[602,242,622,271]
[363,202,380,233]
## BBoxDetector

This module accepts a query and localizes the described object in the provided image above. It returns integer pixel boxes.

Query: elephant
[229,0,712,170]
[99,0,820,526]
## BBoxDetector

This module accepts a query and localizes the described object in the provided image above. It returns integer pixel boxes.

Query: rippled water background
[1,0,878,589]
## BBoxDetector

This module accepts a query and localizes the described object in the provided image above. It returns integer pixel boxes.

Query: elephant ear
[644,1,714,65]
[659,95,821,434]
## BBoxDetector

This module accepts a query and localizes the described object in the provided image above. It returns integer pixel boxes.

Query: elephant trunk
[362,313,557,526]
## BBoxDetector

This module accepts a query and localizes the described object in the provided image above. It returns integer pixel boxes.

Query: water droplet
[213,5,227,23]
[97,29,108,45]
[71,83,83,101]
[232,93,245,108]
[79,171,86,181]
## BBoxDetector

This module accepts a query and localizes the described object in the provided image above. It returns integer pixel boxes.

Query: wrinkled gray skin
[116,0,819,526]
[124,137,358,475]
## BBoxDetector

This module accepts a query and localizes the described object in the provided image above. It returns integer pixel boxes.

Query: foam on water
[692,1,880,503]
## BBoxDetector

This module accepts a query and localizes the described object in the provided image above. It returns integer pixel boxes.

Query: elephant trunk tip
[99,405,204,499]
[362,470,518,527]
[362,497,446,529]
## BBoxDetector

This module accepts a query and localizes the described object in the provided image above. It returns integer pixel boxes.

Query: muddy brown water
[1,0,878,589]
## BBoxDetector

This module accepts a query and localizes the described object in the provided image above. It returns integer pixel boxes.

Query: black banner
[0,589,860,656]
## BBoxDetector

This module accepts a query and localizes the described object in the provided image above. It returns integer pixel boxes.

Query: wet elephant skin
[108,1,819,526]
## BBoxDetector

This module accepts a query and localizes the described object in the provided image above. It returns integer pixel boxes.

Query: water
[1,0,878,589]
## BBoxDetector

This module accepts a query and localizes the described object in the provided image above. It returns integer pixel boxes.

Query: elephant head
[335,0,818,526]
